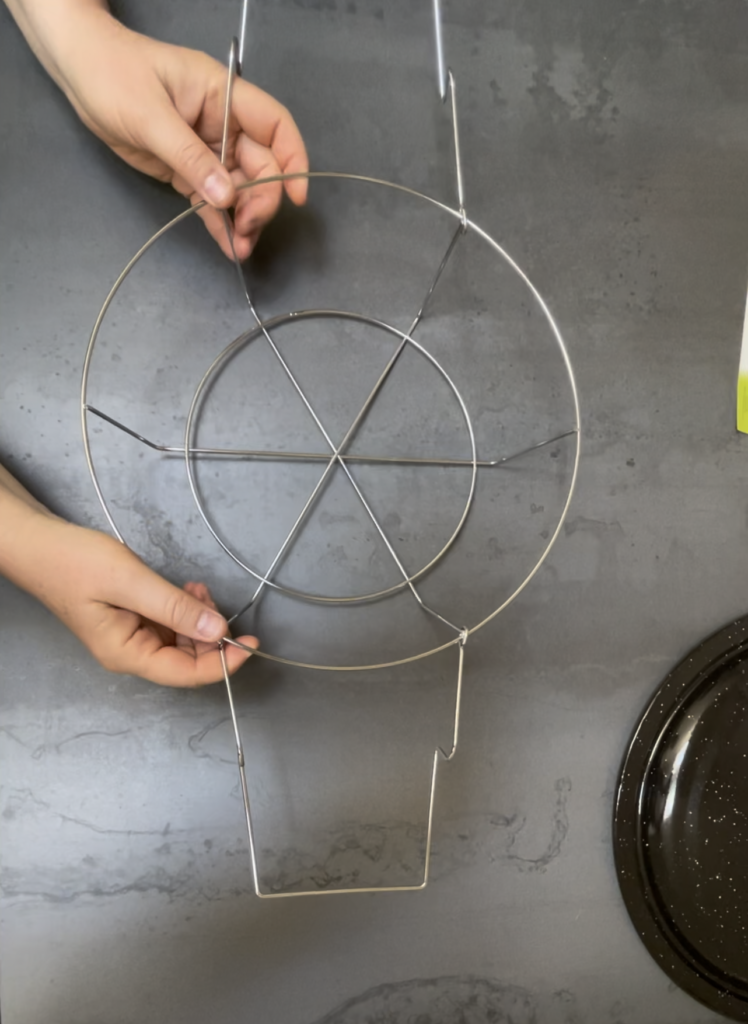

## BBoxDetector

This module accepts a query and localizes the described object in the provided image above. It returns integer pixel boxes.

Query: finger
[192,201,238,259]
[191,197,254,261]
[190,199,251,260]
[245,225,262,255]
[140,97,236,210]
[183,581,216,609]
[176,582,212,652]
[88,601,258,687]
[280,155,309,207]
[110,557,229,644]
[230,79,308,206]
[233,135,284,236]
[136,633,259,688]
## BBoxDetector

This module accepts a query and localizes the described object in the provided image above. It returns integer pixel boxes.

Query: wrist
[0,491,66,599]
[6,0,118,98]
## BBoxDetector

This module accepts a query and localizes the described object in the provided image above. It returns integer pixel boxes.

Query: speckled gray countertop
[2,2,748,1022]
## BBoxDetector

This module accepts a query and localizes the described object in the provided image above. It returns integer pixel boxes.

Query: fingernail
[203,171,232,206]
[196,609,225,640]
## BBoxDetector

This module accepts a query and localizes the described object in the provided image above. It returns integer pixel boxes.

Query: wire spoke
[220,216,469,633]
[85,405,575,468]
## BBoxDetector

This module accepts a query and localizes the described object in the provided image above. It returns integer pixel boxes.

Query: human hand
[34,520,258,687]
[0,477,258,687]
[6,0,308,259]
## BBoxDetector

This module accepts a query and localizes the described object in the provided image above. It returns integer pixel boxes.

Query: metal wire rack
[81,0,581,897]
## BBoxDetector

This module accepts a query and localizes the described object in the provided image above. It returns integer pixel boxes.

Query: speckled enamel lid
[615,615,748,1020]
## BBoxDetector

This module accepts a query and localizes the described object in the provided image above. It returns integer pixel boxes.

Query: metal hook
[237,0,249,77]
[447,69,467,226]
[432,1,465,220]
[433,0,447,101]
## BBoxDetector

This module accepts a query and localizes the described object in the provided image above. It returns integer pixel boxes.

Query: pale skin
[0,467,259,685]
[5,0,308,259]
[2,0,310,683]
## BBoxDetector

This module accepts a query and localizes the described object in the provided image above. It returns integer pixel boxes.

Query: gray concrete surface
[2,1,747,1021]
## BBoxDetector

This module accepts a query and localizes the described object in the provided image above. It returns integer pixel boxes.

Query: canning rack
[81,0,581,897]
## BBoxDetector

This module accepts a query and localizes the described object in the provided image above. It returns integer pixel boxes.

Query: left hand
[0,465,259,688]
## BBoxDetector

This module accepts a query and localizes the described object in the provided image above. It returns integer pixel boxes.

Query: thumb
[145,100,236,208]
[116,557,228,642]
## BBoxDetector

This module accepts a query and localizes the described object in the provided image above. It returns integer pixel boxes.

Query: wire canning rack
[81,7,581,897]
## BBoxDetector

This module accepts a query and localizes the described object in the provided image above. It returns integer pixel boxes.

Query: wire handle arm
[219,636,468,897]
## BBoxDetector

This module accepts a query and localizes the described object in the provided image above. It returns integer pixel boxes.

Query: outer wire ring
[183,309,478,604]
[81,170,581,672]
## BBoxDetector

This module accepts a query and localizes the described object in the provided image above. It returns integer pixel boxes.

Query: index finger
[231,78,308,206]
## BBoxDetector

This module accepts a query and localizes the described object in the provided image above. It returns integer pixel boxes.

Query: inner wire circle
[81,170,581,672]
[183,309,478,605]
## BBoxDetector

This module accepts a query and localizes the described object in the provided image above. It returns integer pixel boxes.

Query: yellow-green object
[738,289,748,433]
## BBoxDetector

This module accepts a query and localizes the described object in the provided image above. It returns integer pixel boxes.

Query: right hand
[6,0,309,259]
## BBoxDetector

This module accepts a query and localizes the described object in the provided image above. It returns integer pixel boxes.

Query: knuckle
[174,137,207,173]
[163,588,192,631]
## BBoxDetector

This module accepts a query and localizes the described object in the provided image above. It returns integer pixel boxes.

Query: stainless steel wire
[84,404,575,469]
[237,0,249,76]
[182,311,477,611]
[81,170,582,667]
[218,0,467,897]
[219,37,238,167]
[447,70,466,220]
[219,635,467,897]
[79,0,582,896]
[209,256,472,631]
[432,0,447,101]
[213,71,472,623]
